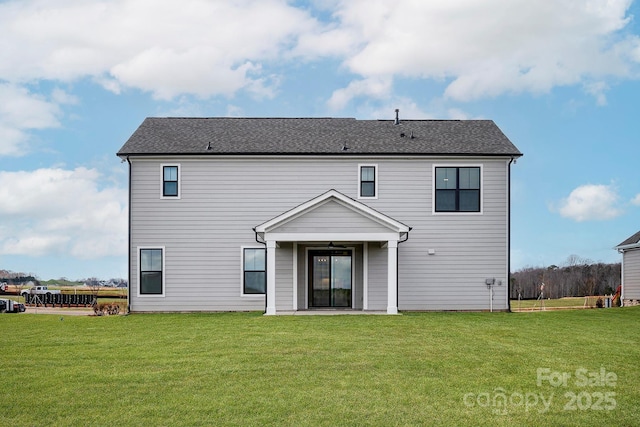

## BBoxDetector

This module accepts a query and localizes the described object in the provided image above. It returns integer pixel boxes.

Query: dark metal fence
[23,293,96,307]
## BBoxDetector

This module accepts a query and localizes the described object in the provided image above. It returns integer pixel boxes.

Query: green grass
[41,279,84,287]
[1,309,638,426]
[511,296,605,309]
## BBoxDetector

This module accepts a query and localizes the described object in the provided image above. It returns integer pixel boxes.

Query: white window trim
[240,246,267,297]
[358,164,378,200]
[160,163,181,199]
[137,246,166,298]
[431,164,484,215]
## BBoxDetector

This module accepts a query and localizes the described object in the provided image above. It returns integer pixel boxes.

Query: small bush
[93,302,121,316]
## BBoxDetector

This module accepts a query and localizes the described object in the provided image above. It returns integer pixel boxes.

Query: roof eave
[616,243,640,252]
[117,151,523,158]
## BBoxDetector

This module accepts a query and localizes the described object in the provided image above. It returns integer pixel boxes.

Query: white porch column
[387,240,398,314]
[265,240,277,315]
[292,243,298,311]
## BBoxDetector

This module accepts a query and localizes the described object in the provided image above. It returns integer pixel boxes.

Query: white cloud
[51,87,79,105]
[0,83,62,156]
[0,0,318,156]
[0,0,638,111]
[0,0,316,100]
[556,184,623,221]
[0,167,127,258]
[632,194,640,206]
[327,77,392,110]
[226,104,245,117]
[321,0,640,106]
[358,97,432,120]
[353,97,480,121]
[583,81,609,106]
[446,108,471,120]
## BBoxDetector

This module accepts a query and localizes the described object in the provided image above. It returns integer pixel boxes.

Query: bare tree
[85,277,102,306]
[512,257,621,299]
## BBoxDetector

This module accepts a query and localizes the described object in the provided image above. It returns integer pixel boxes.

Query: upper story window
[358,164,377,199]
[161,164,180,198]
[139,247,164,296]
[435,166,481,212]
[243,248,266,295]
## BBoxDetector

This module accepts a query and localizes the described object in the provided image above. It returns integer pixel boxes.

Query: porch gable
[255,189,410,315]
[255,189,410,240]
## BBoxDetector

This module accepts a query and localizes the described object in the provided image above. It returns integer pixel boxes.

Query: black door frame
[308,249,353,308]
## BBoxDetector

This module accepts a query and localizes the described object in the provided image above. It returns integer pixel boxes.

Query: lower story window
[140,248,164,295]
[244,248,266,294]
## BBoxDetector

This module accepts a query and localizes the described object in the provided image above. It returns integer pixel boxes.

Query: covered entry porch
[254,190,410,315]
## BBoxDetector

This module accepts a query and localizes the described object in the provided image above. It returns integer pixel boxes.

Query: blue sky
[1,0,639,280]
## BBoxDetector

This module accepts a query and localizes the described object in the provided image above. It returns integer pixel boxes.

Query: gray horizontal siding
[623,249,640,299]
[275,243,294,311]
[367,244,388,311]
[353,245,364,310]
[129,156,510,312]
[394,161,509,311]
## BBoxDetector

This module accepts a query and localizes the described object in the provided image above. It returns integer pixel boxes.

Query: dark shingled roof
[617,230,640,248]
[117,117,522,157]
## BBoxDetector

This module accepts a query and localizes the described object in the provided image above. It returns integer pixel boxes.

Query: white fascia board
[255,190,337,232]
[265,232,400,242]
[332,197,410,232]
[616,243,640,252]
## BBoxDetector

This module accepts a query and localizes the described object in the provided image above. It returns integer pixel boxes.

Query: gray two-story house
[117,115,522,314]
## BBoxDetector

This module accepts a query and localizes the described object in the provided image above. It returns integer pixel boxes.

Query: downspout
[126,156,132,314]
[253,227,267,314]
[507,157,514,313]
[395,228,412,312]
[621,252,624,306]
[617,248,624,307]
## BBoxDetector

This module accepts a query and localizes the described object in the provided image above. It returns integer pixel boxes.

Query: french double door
[308,250,352,308]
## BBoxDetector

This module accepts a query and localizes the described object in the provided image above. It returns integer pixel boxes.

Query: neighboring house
[117,115,522,314]
[615,230,640,306]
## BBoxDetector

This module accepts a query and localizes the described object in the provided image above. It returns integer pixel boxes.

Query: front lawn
[1,309,638,426]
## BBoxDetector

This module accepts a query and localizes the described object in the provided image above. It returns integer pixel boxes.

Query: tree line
[511,255,621,299]
[0,275,39,285]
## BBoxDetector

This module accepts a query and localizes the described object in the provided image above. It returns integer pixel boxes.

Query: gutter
[253,228,268,314]
[126,156,132,314]
[117,152,524,158]
[395,228,412,312]
[507,157,514,313]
